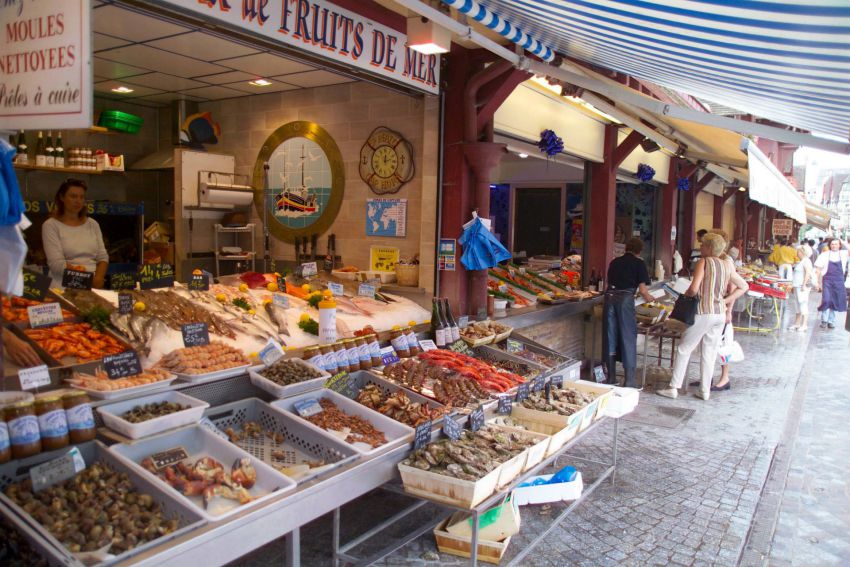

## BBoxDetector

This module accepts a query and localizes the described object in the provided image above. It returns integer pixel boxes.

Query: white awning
[742,139,806,224]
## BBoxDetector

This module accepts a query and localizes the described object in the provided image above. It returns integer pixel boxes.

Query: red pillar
[586,124,618,285]
[735,192,745,241]
[677,163,702,259]
[657,164,679,277]
[712,195,723,228]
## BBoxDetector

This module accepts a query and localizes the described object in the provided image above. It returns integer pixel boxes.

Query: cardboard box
[446,497,520,541]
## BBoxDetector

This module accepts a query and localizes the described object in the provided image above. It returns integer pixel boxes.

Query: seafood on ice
[24,322,126,363]
[156,343,250,375]
[141,455,256,510]
[69,367,173,391]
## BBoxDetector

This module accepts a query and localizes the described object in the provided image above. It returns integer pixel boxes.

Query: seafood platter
[487,336,582,384]
[342,370,450,428]
[69,367,177,399]
[109,425,297,521]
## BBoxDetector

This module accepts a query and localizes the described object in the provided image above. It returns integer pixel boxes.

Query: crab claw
[231,457,257,489]
[202,484,220,509]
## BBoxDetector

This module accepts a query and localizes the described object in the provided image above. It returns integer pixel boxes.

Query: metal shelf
[214,224,255,276]
[215,224,255,233]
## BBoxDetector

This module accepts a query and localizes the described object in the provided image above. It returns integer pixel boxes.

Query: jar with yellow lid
[35,394,69,451]
[6,400,41,459]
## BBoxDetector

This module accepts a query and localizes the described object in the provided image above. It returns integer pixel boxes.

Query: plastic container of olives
[248,358,330,399]
[97,391,210,440]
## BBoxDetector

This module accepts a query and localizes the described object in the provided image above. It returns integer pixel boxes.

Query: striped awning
[471,0,850,139]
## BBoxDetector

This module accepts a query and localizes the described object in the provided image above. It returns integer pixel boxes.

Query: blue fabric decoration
[677,177,690,191]
[637,163,656,183]
[0,139,24,226]
[458,217,512,270]
[537,129,564,157]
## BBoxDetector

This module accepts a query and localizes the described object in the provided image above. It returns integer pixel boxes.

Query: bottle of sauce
[344,339,362,371]
[355,337,372,370]
[0,411,11,464]
[405,322,421,357]
[366,334,382,367]
[333,341,350,372]
[389,326,410,358]
[6,400,41,459]
[35,394,69,451]
[320,344,338,375]
[318,291,338,343]
[63,392,96,443]
[302,346,324,370]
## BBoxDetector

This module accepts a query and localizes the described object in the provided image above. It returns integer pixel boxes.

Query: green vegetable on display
[81,306,111,331]
[298,317,319,335]
[232,297,251,311]
[487,290,515,302]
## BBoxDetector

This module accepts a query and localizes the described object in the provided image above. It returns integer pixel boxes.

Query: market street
[233,307,850,567]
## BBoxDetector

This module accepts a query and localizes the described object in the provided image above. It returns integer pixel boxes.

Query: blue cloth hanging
[0,139,24,226]
[458,217,512,271]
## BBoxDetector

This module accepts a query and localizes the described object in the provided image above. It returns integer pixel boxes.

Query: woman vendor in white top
[813,237,849,329]
[41,179,109,288]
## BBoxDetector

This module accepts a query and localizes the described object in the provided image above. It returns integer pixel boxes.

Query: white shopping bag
[717,324,744,364]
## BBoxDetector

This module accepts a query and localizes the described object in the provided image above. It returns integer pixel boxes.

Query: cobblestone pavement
[232,309,849,567]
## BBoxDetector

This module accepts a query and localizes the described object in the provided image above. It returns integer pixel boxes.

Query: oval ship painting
[268,138,332,230]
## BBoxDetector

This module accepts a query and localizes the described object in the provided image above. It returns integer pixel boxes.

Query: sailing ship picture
[268,138,332,230]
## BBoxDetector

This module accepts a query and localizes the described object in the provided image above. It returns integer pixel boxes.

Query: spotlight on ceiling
[111,86,134,94]
[640,138,660,153]
[407,17,450,54]
[518,153,528,159]
[249,78,273,87]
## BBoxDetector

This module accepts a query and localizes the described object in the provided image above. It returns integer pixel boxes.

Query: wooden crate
[434,518,511,564]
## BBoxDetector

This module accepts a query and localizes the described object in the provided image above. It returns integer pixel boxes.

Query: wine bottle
[16,130,27,165]
[431,299,447,347]
[44,131,54,167]
[443,298,460,342]
[34,131,45,167]
[54,132,64,168]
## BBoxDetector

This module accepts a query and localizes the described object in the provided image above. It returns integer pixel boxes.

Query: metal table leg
[612,418,619,486]
[284,529,300,567]
[470,510,480,566]
[332,508,340,567]
[641,330,649,389]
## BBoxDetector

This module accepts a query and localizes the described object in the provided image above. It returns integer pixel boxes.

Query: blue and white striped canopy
[469,0,850,140]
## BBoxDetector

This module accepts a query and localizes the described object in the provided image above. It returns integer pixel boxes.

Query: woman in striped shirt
[658,233,748,401]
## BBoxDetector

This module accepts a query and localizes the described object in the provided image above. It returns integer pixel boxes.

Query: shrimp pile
[156,343,250,375]
[2,296,73,323]
[24,322,126,362]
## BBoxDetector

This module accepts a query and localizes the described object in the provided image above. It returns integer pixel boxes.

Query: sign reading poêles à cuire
[1,0,92,130]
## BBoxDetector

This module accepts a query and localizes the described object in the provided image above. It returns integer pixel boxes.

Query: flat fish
[264,302,290,337]
[338,296,373,317]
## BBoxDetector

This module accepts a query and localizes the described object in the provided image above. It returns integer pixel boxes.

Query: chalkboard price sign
[468,405,485,432]
[551,374,564,389]
[103,350,142,379]
[62,269,93,290]
[413,421,432,450]
[181,323,210,347]
[442,414,462,441]
[109,272,136,291]
[22,268,51,301]
[532,375,545,393]
[593,365,606,383]
[324,371,358,399]
[515,382,530,402]
[448,340,472,355]
[118,293,133,315]
[497,395,512,415]
[138,263,174,290]
[188,274,210,291]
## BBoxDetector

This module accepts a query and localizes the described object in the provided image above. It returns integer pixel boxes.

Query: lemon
[301,284,310,291]
[133,301,146,312]
[299,313,310,323]
[248,309,256,315]
[267,282,279,292]
[248,352,258,359]
[238,283,249,292]
[215,293,227,303]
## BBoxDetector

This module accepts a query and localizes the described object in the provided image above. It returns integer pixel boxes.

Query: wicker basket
[395,264,419,287]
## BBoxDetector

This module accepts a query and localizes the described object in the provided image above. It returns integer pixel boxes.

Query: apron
[818,259,848,313]
[603,289,637,384]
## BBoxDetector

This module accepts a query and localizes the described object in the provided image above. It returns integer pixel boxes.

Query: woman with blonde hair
[658,233,748,400]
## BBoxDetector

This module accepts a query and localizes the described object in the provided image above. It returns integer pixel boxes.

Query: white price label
[273,293,290,308]
[301,262,318,277]
[31,447,86,493]
[418,339,438,352]
[457,316,469,328]
[358,283,376,297]
[294,398,323,418]
[259,339,284,366]
[27,303,63,328]
[328,282,344,296]
[18,365,51,390]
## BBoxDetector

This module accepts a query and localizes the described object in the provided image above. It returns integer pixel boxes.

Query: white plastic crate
[512,472,583,506]
[248,359,330,399]
[97,390,209,440]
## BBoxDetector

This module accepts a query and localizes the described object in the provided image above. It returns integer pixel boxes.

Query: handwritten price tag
[181,323,210,347]
[19,365,51,390]
[22,268,50,301]
[413,421,432,450]
[138,263,174,290]
[301,262,318,277]
[442,414,461,440]
[62,269,93,290]
[497,395,512,415]
[468,405,485,432]
[358,283,376,297]
[506,339,524,353]
[118,293,133,314]
[188,274,210,291]
[103,351,142,379]
[328,282,344,296]
[109,272,136,291]
[515,382,530,402]
[457,315,469,328]
[294,398,323,418]
[27,303,64,328]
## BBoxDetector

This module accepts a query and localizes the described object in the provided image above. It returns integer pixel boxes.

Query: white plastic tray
[512,472,583,506]
[174,363,252,384]
[248,359,330,399]
[97,391,210,440]
[109,425,296,522]
[66,375,178,400]
[272,389,414,457]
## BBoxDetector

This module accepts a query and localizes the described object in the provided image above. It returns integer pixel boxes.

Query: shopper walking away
[814,238,848,329]
[789,246,813,332]
[603,237,655,388]
[768,238,797,281]
[809,239,819,265]
[658,233,748,401]
[801,239,813,260]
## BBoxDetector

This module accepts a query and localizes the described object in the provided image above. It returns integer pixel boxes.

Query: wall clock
[359,127,415,195]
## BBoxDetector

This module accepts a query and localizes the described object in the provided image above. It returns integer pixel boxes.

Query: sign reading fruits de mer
[159,0,440,94]
[1,0,92,130]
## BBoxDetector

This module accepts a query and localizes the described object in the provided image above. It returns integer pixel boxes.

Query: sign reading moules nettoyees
[156,0,440,94]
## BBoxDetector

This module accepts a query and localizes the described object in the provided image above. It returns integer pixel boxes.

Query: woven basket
[395,264,419,287]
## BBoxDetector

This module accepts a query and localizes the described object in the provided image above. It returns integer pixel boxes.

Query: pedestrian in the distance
[814,237,849,329]
[789,246,813,332]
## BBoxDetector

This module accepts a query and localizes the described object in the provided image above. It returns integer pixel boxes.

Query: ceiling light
[408,16,450,54]
[249,78,273,87]
[111,86,133,94]
[738,186,747,192]
[518,152,528,159]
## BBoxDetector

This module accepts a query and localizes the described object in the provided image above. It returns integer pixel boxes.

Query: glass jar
[320,344,338,374]
[344,339,362,371]
[355,337,372,370]
[35,395,69,451]
[6,400,41,459]
[406,324,421,357]
[63,391,96,443]
[366,334,382,367]
[0,412,10,464]
[389,326,410,358]
[302,346,324,370]
[333,341,350,372]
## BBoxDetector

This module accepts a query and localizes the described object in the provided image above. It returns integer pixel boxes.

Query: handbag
[717,324,745,364]
[669,294,699,326]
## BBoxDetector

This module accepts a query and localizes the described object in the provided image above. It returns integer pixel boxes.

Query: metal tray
[247,359,330,399]
[487,337,580,382]
[13,321,137,369]
[343,370,448,428]
[272,389,414,458]
[0,441,205,567]
[97,390,210,439]
[109,425,297,522]
[472,346,547,380]
[203,398,359,484]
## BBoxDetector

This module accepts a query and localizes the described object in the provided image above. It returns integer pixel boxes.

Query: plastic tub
[97,391,209,440]
[98,110,144,134]
[248,359,330,399]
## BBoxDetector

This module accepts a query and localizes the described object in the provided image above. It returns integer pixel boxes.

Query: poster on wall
[439,238,456,271]
[370,246,399,272]
[366,199,407,237]
[1,0,92,129]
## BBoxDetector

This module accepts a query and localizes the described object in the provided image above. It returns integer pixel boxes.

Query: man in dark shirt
[603,238,655,388]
